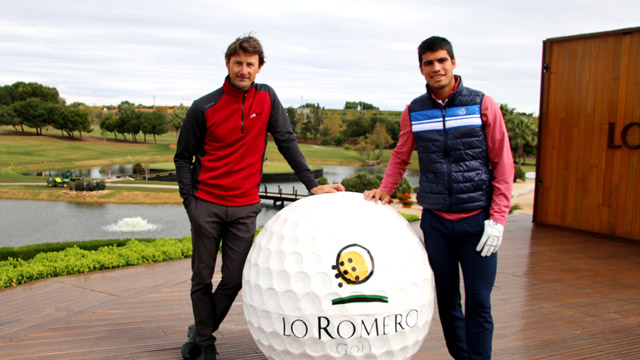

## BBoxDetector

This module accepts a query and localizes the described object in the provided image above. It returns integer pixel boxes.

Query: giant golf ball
[242,192,434,360]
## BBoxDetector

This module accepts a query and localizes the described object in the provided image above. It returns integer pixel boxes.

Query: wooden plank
[536,29,640,240]
[0,214,639,359]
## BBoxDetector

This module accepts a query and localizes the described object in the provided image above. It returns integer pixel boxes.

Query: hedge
[0,237,192,289]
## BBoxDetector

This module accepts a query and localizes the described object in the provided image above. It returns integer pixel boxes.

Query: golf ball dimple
[242,192,435,359]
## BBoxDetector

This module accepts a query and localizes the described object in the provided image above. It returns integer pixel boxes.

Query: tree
[11,98,49,135]
[502,104,538,165]
[355,137,375,164]
[342,115,372,140]
[116,101,140,142]
[354,122,393,165]
[141,109,169,144]
[0,105,21,131]
[362,115,401,145]
[48,103,68,136]
[344,101,378,111]
[0,85,12,106]
[4,82,61,104]
[100,112,119,140]
[322,116,345,145]
[285,106,298,134]
[64,105,93,139]
[344,101,358,110]
[368,122,393,157]
[169,104,188,137]
[308,103,325,140]
[507,114,538,165]
[47,104,92,139]
[358,101,379,111]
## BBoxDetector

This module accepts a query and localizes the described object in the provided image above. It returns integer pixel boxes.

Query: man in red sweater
[174,35,344,360]
[365,36,513,359]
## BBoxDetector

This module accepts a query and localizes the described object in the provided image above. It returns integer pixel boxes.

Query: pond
[30,165,420,186]
[0,199,281,248]
[4,165,420,247]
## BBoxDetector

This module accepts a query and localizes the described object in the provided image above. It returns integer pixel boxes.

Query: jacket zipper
[441,107,453,211]
[241,91,247,134]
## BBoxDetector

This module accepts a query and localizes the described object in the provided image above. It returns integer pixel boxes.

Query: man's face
[420,49,456,92]
[226,51,262,91]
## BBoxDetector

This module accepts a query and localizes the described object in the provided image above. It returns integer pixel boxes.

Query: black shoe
[196,343,217,360]
[181,324,198,360]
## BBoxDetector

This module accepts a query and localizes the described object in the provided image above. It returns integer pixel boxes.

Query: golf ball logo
[332,244,374,287]
[331,244,389,306]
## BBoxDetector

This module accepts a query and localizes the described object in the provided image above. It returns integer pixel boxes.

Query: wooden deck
[0,214,638,359]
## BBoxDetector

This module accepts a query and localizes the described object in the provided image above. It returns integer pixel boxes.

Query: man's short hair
[225,35,265,66]
[417,36,455,64]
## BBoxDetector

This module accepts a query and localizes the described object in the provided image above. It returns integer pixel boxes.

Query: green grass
[265,142,420,171]
[0,132,174,175]
[0,131,387,185]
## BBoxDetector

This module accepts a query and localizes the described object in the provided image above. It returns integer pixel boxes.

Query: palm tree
[501,104,538,165]
[507,114,538,165]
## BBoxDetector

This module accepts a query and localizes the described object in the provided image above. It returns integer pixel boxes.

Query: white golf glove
[476,220,504,257]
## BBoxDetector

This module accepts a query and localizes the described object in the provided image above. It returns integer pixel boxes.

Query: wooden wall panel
[534,28,640,241]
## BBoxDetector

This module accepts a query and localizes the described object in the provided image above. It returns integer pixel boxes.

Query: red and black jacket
[174,77,318,207]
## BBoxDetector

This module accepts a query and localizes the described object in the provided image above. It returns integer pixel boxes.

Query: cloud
[1,0,639,113]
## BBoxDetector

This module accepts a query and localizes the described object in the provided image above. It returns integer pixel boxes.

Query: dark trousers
[186,197,262,346]
[420,209,496,360]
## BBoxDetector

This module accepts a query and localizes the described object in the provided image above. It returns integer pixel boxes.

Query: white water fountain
[103,217,159,232]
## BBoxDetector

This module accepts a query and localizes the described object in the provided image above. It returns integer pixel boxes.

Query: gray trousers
[186,196,262,346]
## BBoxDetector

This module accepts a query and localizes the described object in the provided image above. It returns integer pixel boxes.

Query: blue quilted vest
[409,79,492,213]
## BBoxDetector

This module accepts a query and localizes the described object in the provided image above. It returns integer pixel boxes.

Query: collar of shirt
[430,75,461,106]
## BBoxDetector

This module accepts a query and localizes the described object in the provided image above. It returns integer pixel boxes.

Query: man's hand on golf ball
[363,189,391,204]
[476,219,504,257]
[310,183,346,195]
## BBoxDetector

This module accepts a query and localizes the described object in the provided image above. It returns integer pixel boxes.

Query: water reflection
[30,165,420,187]
[33,165,136,179]
[259,165,419,196]
[0,199,281,247]
[8,165,420,247]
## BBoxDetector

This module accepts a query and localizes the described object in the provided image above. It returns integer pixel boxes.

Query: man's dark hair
[225,34,265,66]
[417,36,455,64]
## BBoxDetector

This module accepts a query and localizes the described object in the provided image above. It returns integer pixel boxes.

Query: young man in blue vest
[365,36,514,359]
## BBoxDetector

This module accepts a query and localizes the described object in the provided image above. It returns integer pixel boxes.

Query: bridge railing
[259,184,308,206]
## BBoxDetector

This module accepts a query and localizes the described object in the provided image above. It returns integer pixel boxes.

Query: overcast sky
[1,0,638,114]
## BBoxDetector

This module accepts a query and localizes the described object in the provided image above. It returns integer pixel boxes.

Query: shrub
[401,213,420,222]
[133,162,145,176]
[95,179,107,191]
[74,180,85,191]
[343,144,354,151]
[514,165,526,182]
[317,176,328,185]
[85,180,96,191]
[0,239,158,261]
[341,172,381,192]
[510,204,522,214]
[0,237,193,289]
[394,177,413,196]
